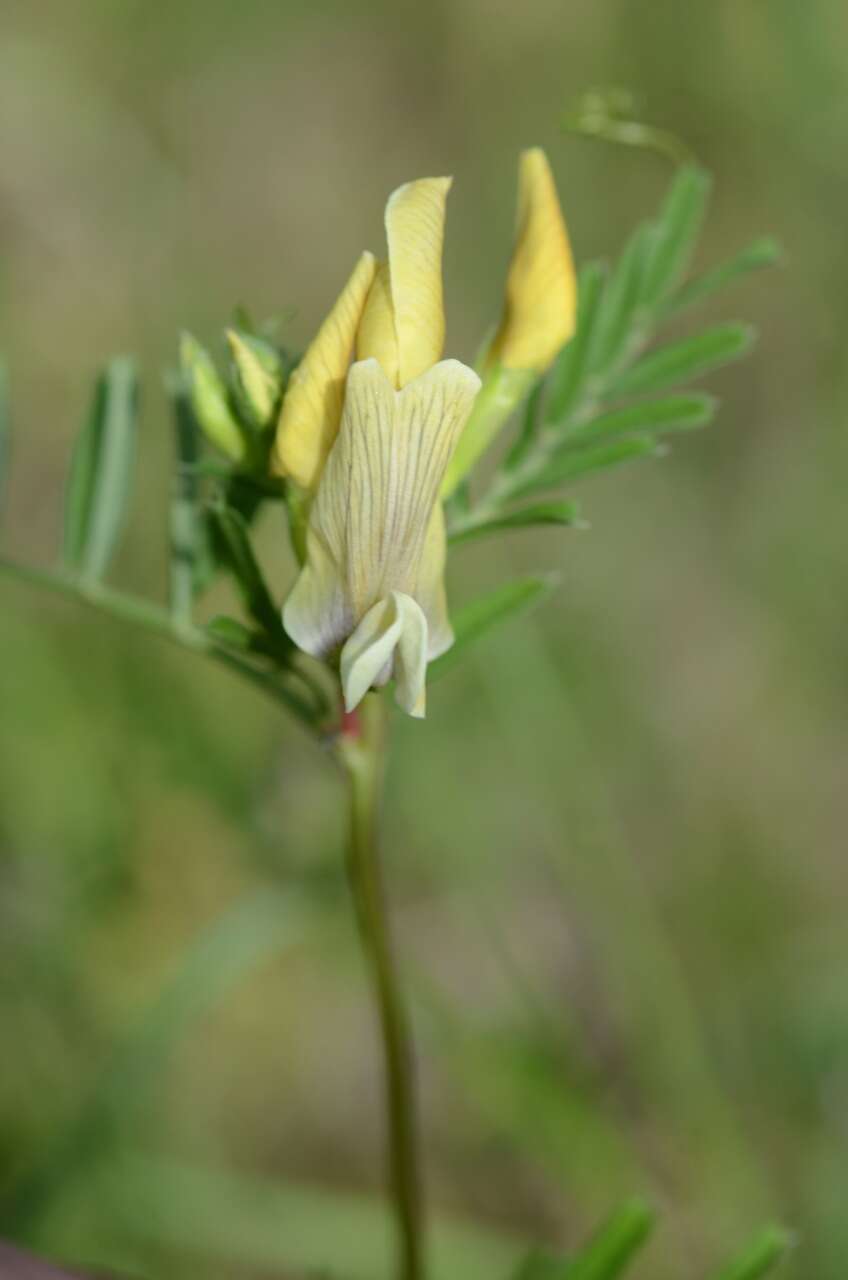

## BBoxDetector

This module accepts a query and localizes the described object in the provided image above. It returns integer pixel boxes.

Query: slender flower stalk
[335,696,423,1280]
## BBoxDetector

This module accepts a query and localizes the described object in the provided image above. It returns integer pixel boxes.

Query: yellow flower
[442,148,576,495]
[274,178,481,718]
[489,147,577,374]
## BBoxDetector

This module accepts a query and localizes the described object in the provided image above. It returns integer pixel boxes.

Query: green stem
[0,555,325,727]
[337,695,424,1280]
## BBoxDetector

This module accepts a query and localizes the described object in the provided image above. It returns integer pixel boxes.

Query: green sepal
[226,328,284,431]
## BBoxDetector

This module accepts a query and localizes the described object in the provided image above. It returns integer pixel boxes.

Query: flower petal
[282,357,480,662]
[414,505,453,659]
[272,250,376,490]
[490,148,577,374]
[339,590,429,716]
[356,261,399,387]
[385,177,451,386]
[392,592,429,717]
[340,594,404,711]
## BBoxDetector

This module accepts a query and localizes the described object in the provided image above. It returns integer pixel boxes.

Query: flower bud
[179,332,246,463]
[226,328,282,431]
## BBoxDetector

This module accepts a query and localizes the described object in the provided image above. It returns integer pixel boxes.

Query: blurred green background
[1,1,846,1277]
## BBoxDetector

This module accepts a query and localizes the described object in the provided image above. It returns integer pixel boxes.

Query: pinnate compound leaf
[63,357,139,582]
[430,575,557,682]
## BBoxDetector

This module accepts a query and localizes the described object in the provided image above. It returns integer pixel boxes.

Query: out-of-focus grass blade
[545,262,607,425]
[512,1247,563,1280]
[0,361,9,520]
[569,391,716,446]
[565,1200,656,1280]
[209,502,291,655]
[168,375,205,625]
[587,222,656,374]
[510,436,660,500]
[668,237,783,316]
[429,575,557,683]
[708,1226,793,1280]
[2,889,321,1236]
[641,167,711,308]
[63,357,139,583]
[511,1200,655,1280]
[69,1156,525,1280]
[449,500,582,545]
[608,324,756,398]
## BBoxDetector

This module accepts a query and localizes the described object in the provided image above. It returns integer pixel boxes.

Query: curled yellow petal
[340,591,428,717]
[356,261,399,387]
[490,148,577,374]
[272,250,376,490]
[385,176,451,386]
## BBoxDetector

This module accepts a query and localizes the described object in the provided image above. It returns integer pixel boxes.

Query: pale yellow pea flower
[274,178,481,718]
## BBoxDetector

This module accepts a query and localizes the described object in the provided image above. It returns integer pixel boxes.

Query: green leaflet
[668,237,783,316]
[430,575,558,682]
[448,499,582,545]
[567,391,717,446]
[608,324,756,398]
[640,166,712,307]
[62,357,139,583]
[708,1226,793,1280]
[587,221,657,375]
[509,437,660,501]
[503,377,545,471]
[545,262,607,424]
